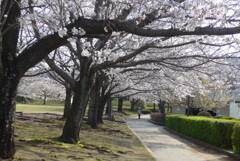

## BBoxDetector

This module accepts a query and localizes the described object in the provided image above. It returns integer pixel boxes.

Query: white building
[230,101,240,119]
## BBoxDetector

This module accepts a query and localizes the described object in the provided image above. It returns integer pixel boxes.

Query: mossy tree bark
[158,100,166,125]
[62,86,72,119]
[97,84,109,124]
[0,0,21,159]
[106,98,113,118]
[60,57,94,143]
[117,97,124,112]
[88,72,106,127]
[87,78,101,128]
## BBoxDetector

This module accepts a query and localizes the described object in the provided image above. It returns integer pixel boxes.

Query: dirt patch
[9,112,154,161]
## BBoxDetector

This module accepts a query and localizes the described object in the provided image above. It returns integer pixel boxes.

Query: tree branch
[44,56,76,88]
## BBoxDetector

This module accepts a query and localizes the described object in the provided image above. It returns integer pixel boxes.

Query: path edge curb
[126,123,157,161]
[165,127,240,161]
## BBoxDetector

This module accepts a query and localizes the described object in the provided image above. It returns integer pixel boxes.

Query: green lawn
[14,113,154,161]
[27,98,64,106]
[16,104,64,113]
[16,99,155,114]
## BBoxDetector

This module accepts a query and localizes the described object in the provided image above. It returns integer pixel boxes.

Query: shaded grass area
[16,104,64,113]
[12,113,154,161]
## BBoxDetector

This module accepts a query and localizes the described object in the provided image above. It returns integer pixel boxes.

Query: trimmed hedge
[220,117,240,121]
[197,111,212,117]
[232,123,240,153]
[166,115,239,150]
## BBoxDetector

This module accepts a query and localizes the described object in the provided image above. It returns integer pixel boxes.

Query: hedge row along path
[127,114,237,161]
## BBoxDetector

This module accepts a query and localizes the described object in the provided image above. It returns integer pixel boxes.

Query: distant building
[216,107,229,116]
[229,99,240,118]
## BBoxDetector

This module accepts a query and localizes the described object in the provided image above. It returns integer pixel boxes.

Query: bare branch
[44,56,76,88]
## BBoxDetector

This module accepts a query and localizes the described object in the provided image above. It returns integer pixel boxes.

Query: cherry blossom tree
[18,77,65,105]
[2,0,240,158]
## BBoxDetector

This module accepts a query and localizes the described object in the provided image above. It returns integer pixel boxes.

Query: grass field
[14,100,154,160]
[26,98,64,106]
[13,113,154,161]
[16,104,64,113]
[16,99,155,115]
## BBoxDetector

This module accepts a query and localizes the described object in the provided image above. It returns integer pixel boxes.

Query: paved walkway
[127,114,238,161]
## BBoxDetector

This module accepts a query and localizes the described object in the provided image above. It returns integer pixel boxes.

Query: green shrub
[197,111,212,117]
[141,109,151,114]
[232,123,240,153]
[16,96,32,104]
[135,100,145,110]
[166,115,238,149]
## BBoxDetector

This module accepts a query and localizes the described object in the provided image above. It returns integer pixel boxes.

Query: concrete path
[127,114,238,161]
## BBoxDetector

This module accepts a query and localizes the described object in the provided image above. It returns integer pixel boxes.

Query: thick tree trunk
[158,100,166,125]
[97,85,108,124]
[0,0,21,159]
[0,75,19,159]
[105,105,109,115]
[117,97,124,112]
[63,87,72,119]
[60,58,93,143]
[97,97,107,124]
[60,80,91,143]
[107,98,113,118]
[87,82,101,128]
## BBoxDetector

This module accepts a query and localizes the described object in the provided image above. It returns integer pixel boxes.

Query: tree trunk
[0,75,19,159]
[153,103,156,112]
[130,99,138,111]
[167,102,170,113]
[97,97,107,124]
[105,105,109,115]
[63,86,72,119]
[130,102,134,111]
[87,81,101,128]
[60,80,92,143]
[97,85,108,124]
[60,58,93,143]
[0,0,21,159]
[0,63,19,159]
[43,94,47,105]
[158,100,166,125]
[105,99,110,115]
[158,100,166,115]
[117,97,123,112]
[187,95,192,116]
[107,97,113,118]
